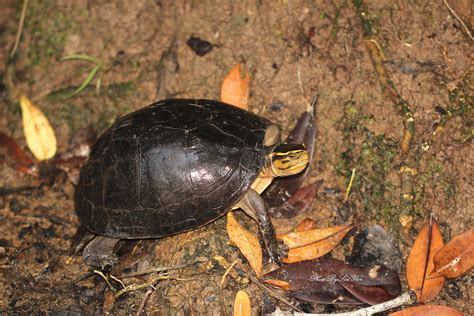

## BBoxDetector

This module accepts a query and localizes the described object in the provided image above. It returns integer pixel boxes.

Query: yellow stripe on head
[270,143,309,177]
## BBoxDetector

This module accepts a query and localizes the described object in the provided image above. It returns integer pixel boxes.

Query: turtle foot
[267,237,289,265]
[82,236,120,271]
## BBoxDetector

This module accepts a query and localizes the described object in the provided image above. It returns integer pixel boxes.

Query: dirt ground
[0,0,472,314]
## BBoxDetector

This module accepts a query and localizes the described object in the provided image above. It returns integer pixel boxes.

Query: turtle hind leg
[82,236,120,271]
[237,188,287,264]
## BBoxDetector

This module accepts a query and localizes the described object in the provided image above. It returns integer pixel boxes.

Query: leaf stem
[270,291,416,316]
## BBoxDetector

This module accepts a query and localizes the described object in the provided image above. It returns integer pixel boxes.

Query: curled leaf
[263,279,290,291]
[220,64,250,110]
[0,132,38,176]
[431,227,474,279]
[339,280,394,305]
[233,290,251,316]
[268,181,321,219]
[264,96,317,209]
[278,225,354,263]
[406,219,445,302]
[227,212,262,277]
[20,95,57,161]
[278,225,353,248]
[295,218,318,232]
[264,257,401,305]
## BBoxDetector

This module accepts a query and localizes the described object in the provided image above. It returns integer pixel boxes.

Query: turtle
[75,99,309,268]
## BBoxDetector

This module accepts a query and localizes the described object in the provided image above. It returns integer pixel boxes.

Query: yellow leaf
[220,64,250,110]
[277,225,353,248]
[233,290,251,316]
[280,226,354,263]
[295,218,318,232]
[227,212,262,277]
[20,96,57,161]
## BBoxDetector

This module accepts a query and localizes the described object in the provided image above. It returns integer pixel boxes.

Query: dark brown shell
[75,99,271,238]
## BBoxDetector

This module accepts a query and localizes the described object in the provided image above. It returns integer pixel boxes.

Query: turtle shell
[75,99,271,239]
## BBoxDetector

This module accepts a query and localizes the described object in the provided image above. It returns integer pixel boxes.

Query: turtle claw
[82,236,120,271]
[83,251,118,271]
[267,238,288,265]
[277,239,289,259]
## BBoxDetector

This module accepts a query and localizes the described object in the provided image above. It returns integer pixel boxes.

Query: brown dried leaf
[20,95,57,161]
[280,226,354,263]
[0,132,38,176]
[220,64,250,110]
[389,304,464,316]
[233,290,251,316]
[264,257,401,305]
[406,219,445,302]
[339,281,394,305]
[263,279,290,291]
[295,218,318,232]
[268,181,321,218]
[226,212,262,277]
[430,227,474,279]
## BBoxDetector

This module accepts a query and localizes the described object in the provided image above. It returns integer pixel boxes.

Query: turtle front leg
[237,188,287,264]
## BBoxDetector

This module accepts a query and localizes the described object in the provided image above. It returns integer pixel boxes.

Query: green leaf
[64,65,100,99]
[60,54,100,64]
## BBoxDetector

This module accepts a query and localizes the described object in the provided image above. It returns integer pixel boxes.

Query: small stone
[187,36,213,56]
[9,198,24,213]
[270,102,283,112]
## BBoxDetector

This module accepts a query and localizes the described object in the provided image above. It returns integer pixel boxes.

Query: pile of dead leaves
[1,64,471,316]
[220,65,471,316]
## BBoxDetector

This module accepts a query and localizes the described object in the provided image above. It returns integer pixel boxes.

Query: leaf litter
[406,217,445,303]
[1,0,472,314]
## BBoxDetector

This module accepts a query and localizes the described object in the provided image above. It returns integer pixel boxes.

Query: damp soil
[0,1,472,314]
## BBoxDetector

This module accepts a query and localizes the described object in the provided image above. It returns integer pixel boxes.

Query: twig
[214,256,249,284]
[116,275,170,298]
[10,0,29,60]
[443,0,473,41]
[120,263,189,278]
[131,276,198,315]
[219,261,238,316]
[353,0,416,158]
[136,285,156,316]
[213,256,303,312]
[343,168,356,203]
[353,0,416,227]
[247,273,304,313]
[109,274,126,289]
[269,291,416,315]
[93,270,117,292]
[136,232,193,314]
[297,63,305,96]
[0,186,36,196]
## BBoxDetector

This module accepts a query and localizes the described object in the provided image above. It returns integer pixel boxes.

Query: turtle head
[265,143,309,177]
